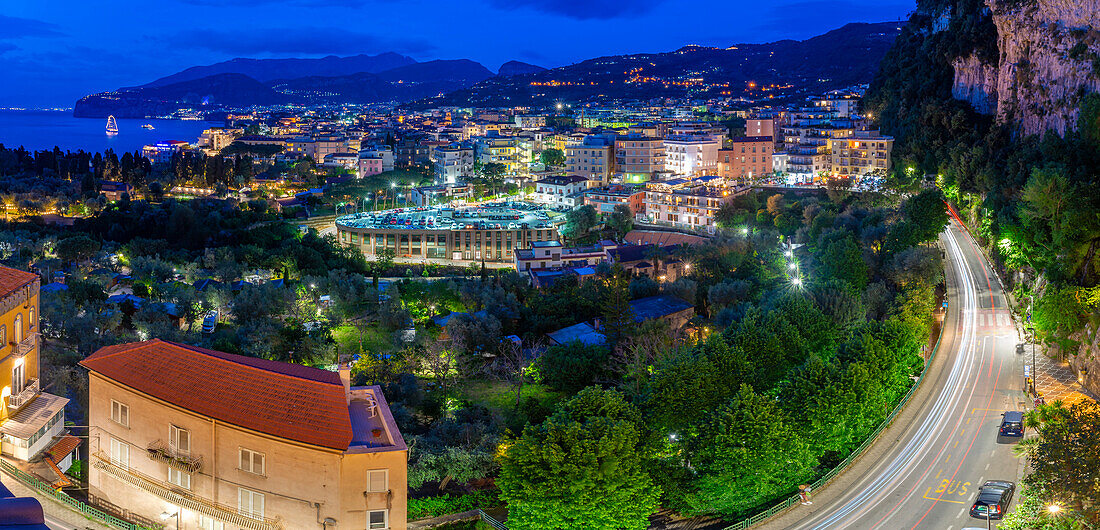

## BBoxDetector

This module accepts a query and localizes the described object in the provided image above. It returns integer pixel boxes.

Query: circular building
[335,201,561,263]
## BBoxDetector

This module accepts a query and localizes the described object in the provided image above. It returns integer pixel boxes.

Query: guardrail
[721,288,948,529]
[0,458,148,530]
[477,509,508,530]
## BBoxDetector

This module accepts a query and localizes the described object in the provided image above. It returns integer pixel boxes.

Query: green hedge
[408,490,501,520]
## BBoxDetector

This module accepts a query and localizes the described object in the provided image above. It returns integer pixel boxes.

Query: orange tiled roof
[0,266,38,299]
[45,434,81,462]
[80,340,353,450]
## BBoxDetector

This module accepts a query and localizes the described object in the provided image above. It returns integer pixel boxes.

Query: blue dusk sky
[0,0,914,108]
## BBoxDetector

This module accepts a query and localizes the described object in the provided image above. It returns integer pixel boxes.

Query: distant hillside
[412,22,904,109]
[140,52,417,87]
[498,61,547,77]
[74,59,496,117]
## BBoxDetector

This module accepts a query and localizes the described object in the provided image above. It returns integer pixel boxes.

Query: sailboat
[105,115,119,135]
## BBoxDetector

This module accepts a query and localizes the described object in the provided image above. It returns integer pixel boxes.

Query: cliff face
[951,0,1100,137]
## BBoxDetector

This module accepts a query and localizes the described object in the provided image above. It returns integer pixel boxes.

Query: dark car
[999,411,1025,437]
[969,480,1015,519]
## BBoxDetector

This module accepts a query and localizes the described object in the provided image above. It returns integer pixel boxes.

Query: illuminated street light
[1048,504,1062,515]
[792,278,803,287]
[788,263,797,270]
[740,227,749,236]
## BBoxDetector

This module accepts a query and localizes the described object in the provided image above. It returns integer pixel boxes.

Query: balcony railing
[92,451,282,530]
[147,440,204,473]
[11,333,38,359]
[8,378,40,410]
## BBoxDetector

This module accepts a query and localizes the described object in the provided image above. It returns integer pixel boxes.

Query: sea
[0,110,223,154]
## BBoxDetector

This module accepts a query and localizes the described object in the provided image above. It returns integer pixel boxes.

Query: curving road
[761,219,1027,530]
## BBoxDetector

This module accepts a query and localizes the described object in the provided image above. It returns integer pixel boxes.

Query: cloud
[0,15,63,39]
[165,27,436,56]
[483,0,666,20]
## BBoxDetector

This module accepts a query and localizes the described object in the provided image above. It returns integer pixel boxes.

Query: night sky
[1,0,914,108]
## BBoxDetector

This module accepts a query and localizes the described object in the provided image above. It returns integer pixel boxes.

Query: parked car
[969,480,1015,519]
[999,411,1025,437]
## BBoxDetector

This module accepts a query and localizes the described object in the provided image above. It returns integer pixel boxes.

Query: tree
[815,233,869,293]
[478,162,507,196]
[1014,401,1100,526]
[901,187,949,244]
[536,340,609,392]
[684,384,817,517]
[55,234,101,264]
[498,387,659,530]
[375,247,396,273]
[608,203,634,239]
[600,266,634,349]
[563,205,599,240]
[540,148,565,168]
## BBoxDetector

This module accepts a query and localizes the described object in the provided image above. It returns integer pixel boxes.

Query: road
[764,219,1028,530]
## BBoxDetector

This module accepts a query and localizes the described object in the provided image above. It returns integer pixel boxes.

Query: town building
[431,145,474,185]
[717,136,773,183]
[545,294,695,345]
[513,115,547,129]
[663,136,720,176]
[584,185,646,215]
[512,241,609,272]
[533,175,588,208]
[643,178,740,232]
[358,155,385,179]
[195,128,243,154]
[474,134,521,176]
[0,267,73,468]
[360,146,395,172]
[142,141,190,164]
[322,152,359,173]
[828,130,894,178]
[745,119,774,139]
[614,134,665,182]
[565,135,616,185]
[81,340,408,530]
[336,203,559,263]
[286,136,349,163]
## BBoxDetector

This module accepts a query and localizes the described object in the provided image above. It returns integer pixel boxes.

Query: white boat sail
[105,115,119,135]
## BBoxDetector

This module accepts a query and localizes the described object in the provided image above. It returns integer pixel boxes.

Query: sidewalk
[0,468,113,530]
[1026,343,1097,406]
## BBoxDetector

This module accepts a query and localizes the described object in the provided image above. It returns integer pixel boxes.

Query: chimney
[338,363,351,404]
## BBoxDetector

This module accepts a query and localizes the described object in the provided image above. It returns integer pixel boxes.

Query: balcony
[8,379,40,410]
[93,451,282,530]
[10,333,38,360]
[147,439,204,473]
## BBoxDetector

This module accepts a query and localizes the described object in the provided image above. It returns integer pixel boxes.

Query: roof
[45,435,81,462]
[0,266,38,299]
[726,136,773,143]
[547,322,606,346]
[630,295,694,321]
[0,393,69,440]
[537,175,587,186]
[80,340,354,451]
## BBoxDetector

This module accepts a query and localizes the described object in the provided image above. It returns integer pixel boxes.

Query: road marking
[954,440,959,448]
[958,507,967,518]
[990,450,996,457]
[945,454,951,464]
[935,469,942,479]
[979,475,984,484]
[966,418,971,424]
[922,489,966,504]
[971,408,1007,413]
[985,463,990,470]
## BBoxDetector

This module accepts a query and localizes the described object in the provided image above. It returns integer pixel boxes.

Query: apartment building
[745,119,774,139]
[142,141,190,164]
[431,145,474,184]
[0,267,72,466]
[82,340,408,530]
[286,136,348,163]
[663,136,720,177]
[513,115,547,129]
[614,134,665,182]
[475,134,521,175]
[565,135,615,185]
[717,136,772,183]
[360,146,395,172]
[584,185,646,215]
[534,175,588,207]
[643,179,740,231]
[512,241,609,272]
[828,130,894,178]
[195,128,243,155]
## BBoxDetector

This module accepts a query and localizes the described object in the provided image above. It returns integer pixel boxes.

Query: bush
[535,341,609,392]
[407,490,501,520]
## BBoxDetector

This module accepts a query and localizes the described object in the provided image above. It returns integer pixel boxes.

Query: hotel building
[717,136,773,183]
[82,340,408,530]
[828,131,894,178]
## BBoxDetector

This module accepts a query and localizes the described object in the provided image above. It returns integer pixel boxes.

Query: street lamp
[1048,504,1062,515]
[792,278,803,288]
[160,511,179,530]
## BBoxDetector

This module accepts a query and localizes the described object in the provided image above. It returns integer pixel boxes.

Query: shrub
[407,490,501,520]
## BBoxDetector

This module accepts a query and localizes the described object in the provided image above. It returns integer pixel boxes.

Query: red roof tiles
[45,434,81,462]
[80,340,353,450]
[0,266,38,299]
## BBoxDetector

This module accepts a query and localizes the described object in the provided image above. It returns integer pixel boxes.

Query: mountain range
[73,22,901,118]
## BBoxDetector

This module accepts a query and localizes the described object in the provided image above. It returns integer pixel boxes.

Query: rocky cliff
[951,0,1100,137]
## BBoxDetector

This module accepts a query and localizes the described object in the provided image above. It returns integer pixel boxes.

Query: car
[999,411,1025,437]
[969,480,1015,519]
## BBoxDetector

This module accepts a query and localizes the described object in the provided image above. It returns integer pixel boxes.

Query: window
[197,516,224,530]
[109,438,129,470]
[111,401,129,427]
[168,467,191,489]
[367,470,388,493]
[368,510,388,530]
[239,448,265,475]
[11,363,24,394]
[238,488,264,520]
[170,425,190,457]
